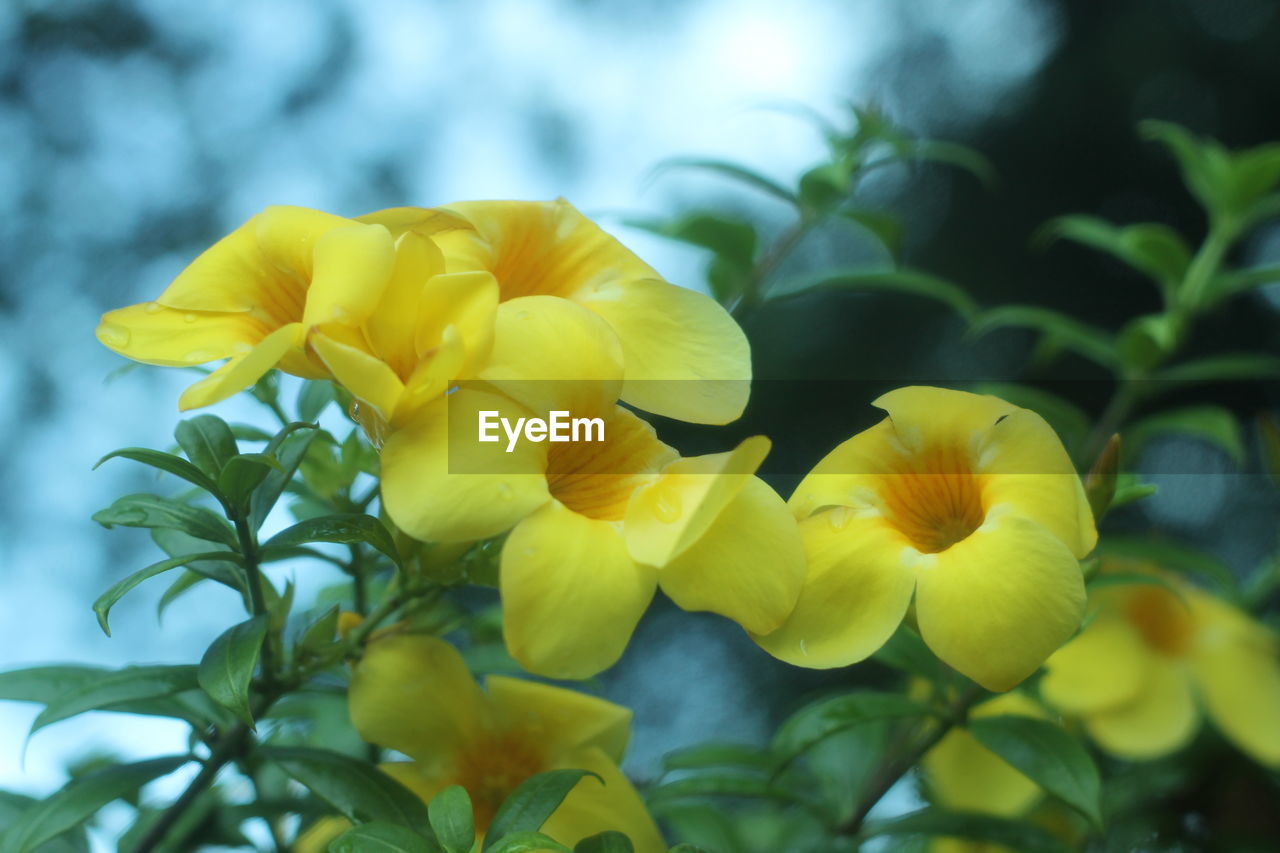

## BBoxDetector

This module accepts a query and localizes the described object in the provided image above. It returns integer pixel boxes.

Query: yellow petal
[657,476,805,635]
[925,691,1046,817]
[294,817,351,853]
[477,295,624,417]
[501,501,657,679]
[1040,617,1148,715]
[873,386,1016,446]
[625,436,771,567]
[380,389,550,543]
[177,322,304,410]
[357,205,474,238]
[1192,614,1280,767]
[485,675,632,762]
[577,277,751,425]
[363,230,448,373]
[540,746,666,853]
[414,270,500,373]
[915,514,1086,692]
[300,223,397,328]
[379,761,457,804]
[253,205,357,287]
[787,419,900,520]
[752,510,916,668]
[309,329,405,422]
[96,303,259,366]
[977,409,1097,559]
[348,634,488,763]
[1084,657,1198,759]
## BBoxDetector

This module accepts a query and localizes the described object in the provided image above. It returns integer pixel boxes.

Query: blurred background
[1,0,1279,849]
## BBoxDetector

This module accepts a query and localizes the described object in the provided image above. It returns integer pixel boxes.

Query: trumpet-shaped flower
[379,325,804,678]
[302,634,665,851]
[1041,562,1280,766]
[96,206,402,410]
[759,386,1096,691]
[361,198,751,425]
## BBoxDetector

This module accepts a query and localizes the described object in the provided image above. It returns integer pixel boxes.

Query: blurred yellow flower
[759,386,1097,691]
[96,205,400,410]
[380,384,804,678]
[361,198,752,425]
[300,634,665,852]
[1041,562,1280,767]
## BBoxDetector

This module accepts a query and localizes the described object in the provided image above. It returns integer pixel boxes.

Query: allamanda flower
[1040,561,1280,766]
[96,205,407,410]
[378,313,803,677]
[360,198,751,426]
[301,633,664,851]
[758,386,1097,691]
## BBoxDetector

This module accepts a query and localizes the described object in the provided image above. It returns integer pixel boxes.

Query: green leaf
[197,614,269,727]
[870,624,939,678]
[661,743,772,774]
[1125,406,1246,466]
[93,448,220,496]
[93,551,242,636]
[298,380,337,422]
[798,162,851,214]
[782,267,978,320]
[483,770,600,851]
[1038,216,1191,298]
[1083,434,1120,522]
[1110,474,1159,509]
[647,774,790,803]
[92,493,237,548]
[265,746,432,834]
[969,305,1117,369]
[262,513,402,568]
[772,691,929,765]
[175,414,239,478]
[0,756,188,853]
[485,833,571,853]
[1210,264,1280,303]
[1152,353,1280,390]
[298,604,342,655]
[0,790,89,853]
[1098,536,1237,594]
[666,847,712,853]
[329,823,439,853]
[218,453,283,514]
[0,666,106,705]
[837,209,903,259]
[647,157,798,206]
[428,786,474,853]
[29,666,198,736]
[862,808,1070,853]
[967,715,1103,828]
[1116,313,1179,372]
[908,140,998,188]
[1140,121,1234,219]
[250,427,320,530]
[575,831,634,853]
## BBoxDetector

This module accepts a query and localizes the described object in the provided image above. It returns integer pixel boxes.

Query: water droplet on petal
[144,302,163,314]
[497,483,514,501]
[652,486,682,523]
[231,342,252,356]
[827,508,852,531]
[349,400,362,419]
[183,313,198,324]
[515,310,531,320]
[97,323,130,347]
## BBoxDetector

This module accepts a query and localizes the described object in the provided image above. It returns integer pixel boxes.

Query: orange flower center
[453,728,549,830]
[879,448,985,553]
[545,409,677,521]
[1126,585,1194,657]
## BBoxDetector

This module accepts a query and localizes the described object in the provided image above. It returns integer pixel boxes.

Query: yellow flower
[758,386,1097,691]
[379,371,804,678]
[1040,562,1280,766]
[922,690,1047,853]
[360,198,751,426]
[96,206,402,410]
[340,633,665,851]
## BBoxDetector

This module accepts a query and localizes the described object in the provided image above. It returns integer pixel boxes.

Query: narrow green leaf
[264,746,432,834]
[871,624,941,678]
[30,666,198,736]
[1,757,188,853]
[485,833,571,853]
[329,823,438,853]
[1110,475,1158,509]
[1038,216,1190,297]
[175,414,239,478]
[661,743,772,774]
[1211,264,1280,303]
[1140,121,1232,216]
[862,808,1070,853]
[218,453,283,514]
[969,305,1117,369]
[574,831,634,853]
[0,790,89,853]
[1152,353,1280,389]
[666,846,712,853]
[92,493,237,548]
[483,770,600,851]
[428,786,475,853]
[250,427,321,530]
[197,615,268,727]
[94,551,242,636]
[156,570,212,619]
[647,774,792,803]
[298,604,342,654]
[772,691,929,764]
[908,140,998,188]
[647,157,798,205]
[262,513,402,568]
[298,380,337,422]
[798,162,851,213]
[93,448,220,496]
[781,267,978,320]
[837,209,903,259]
[1125,406,1246,466]
[968,716,1103,827]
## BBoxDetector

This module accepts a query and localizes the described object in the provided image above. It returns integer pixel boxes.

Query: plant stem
[732,218,815,318]
[233,513,277,688]
[839,682,984,837]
